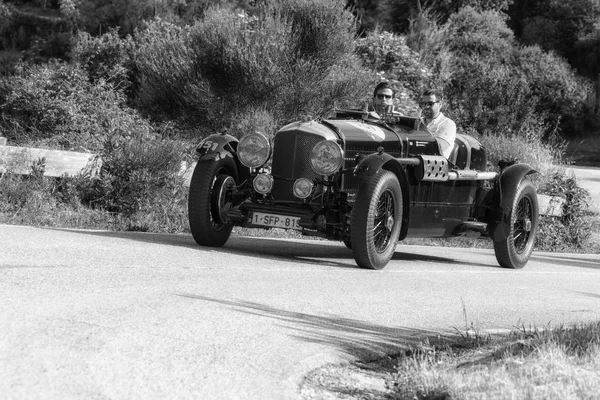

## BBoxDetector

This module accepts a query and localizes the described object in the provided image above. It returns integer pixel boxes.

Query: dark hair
[421,88,443,101]
[373,82,395,98]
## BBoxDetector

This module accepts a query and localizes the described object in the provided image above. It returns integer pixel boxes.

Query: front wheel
[493,179,539,269]
[188,158,237,247]
[351,170,402,270]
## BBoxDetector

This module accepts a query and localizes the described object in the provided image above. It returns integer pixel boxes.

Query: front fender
[353,153,410,240]
[490,163,538,241]
[196,134,238,162]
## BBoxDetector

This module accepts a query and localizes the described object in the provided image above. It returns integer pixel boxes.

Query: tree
[508,0,600,65]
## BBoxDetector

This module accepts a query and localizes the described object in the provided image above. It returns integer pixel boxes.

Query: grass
[392,324,600,400]
[301,321,600,400]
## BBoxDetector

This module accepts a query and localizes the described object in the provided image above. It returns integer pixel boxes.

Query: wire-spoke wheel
[494,179,539,269]
[351,170,402,270]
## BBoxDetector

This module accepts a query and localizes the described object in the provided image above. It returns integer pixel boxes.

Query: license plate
[250,212,301,230]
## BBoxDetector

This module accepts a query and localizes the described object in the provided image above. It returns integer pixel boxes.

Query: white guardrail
[0,137,101,177]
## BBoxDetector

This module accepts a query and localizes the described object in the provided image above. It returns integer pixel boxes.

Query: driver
[371,82,402,116]
[417,89,456,159]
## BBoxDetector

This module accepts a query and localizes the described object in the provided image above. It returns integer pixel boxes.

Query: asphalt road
[1,224,599,400]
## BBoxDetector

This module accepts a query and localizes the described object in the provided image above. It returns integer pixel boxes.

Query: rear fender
[354,153,410,240]
[490,163,537,241]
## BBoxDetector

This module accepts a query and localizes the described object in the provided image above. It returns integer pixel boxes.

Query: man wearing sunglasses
[372,81,400,116]
[418,89,456,159]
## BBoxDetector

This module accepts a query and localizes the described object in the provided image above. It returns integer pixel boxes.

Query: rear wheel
[188,158,237,247]
[351,170,402,270]
[493,179,538,269]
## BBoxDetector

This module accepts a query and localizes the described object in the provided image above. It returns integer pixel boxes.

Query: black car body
[188,109,539,270]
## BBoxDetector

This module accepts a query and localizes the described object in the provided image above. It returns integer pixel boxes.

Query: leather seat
[448,134,471,169]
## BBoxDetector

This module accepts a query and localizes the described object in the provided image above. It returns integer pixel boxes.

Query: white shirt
[424,112,456,159]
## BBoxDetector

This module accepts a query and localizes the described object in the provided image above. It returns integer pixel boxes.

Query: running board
[453,221,488,237]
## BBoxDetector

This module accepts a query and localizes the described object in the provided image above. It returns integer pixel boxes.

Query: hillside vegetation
[0,0,598,251]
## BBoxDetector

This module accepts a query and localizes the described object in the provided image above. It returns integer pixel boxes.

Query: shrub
[0,60,153,151]
[70,29,135,94]
[355,30,431,115]
[536,170,594,252]
[445,60,543,136]
[514,45,595,138]
[444,6,514,57]
[476,124,564,175]
[132,18,210,126]
[133,0,372,133]
[0,49,21,76]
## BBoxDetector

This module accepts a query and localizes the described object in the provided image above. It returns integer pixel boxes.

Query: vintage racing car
[187,108,539,270]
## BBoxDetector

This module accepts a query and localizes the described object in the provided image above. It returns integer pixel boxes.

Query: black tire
[343,240,352,250]
[188,158,236,247]
[351,170,402,270]
[493,179,539,269]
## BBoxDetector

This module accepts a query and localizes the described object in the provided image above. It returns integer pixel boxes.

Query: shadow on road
[47,227,489,269]
[531,253,600,270]
[176,293,459,362]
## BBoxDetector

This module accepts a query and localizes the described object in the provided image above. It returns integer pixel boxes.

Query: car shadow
[531,253,600,270]
[175,293,460,362]
[43,227,492,269]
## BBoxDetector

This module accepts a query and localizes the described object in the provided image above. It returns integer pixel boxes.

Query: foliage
[347,0,514,33]
[445,6,514,56]
[514,45,595,135]
[389,322,600,400]
[75,0,252,36]
[70,28,134,94]
[134,0,372,133]
[0,59,188,231]
[0,60,152,151]
[0,0,12,32]
[131,18,209,126]
[575,29,600,79]
[536,170,594,251]
[508,0,600,65]
[477,127,564,174]
[439,7,595,139]
[80,136,187,220]
[405,5,452,80]
[355,30,431,114]
[477,131,597,252]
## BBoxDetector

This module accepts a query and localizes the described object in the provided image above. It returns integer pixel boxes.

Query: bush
[0,59,189,232]
[0,61,153,151]
[70,29,135,95]
[514,45,595,138]
[444,6,514,57]
[477,125,564,174]
[133,0,372,133]
[536,170,594,252]
[355,30,432,115]
[441,6,594,139]
[132,18,211,126]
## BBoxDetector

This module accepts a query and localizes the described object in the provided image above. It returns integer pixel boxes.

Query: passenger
[418,89,456,159]
[371,82,401,116]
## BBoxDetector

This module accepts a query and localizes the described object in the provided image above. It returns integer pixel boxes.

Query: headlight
[238,132,271,168]
[253,173,273,195]
[310,140,343,175]
[293,178,314,199]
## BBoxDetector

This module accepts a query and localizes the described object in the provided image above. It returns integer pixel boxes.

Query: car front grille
[271,131,323,201]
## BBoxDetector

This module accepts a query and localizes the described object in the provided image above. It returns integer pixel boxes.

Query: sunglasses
[376,94,393,100]
[420,101,439,107]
